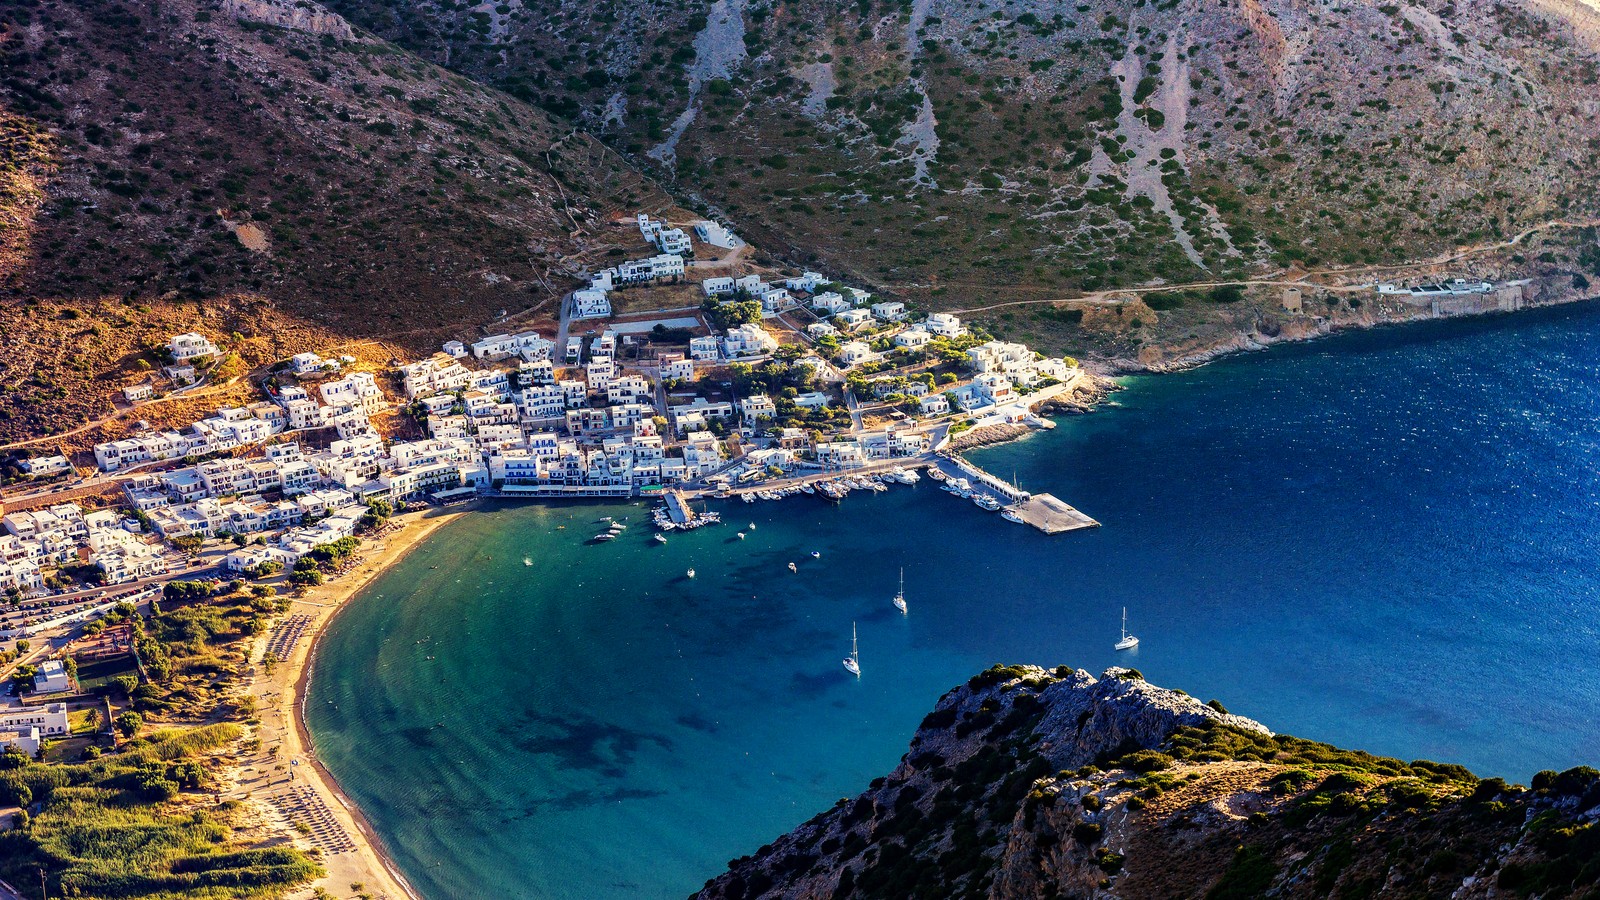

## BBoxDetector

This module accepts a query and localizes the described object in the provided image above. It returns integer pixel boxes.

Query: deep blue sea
[307,303,1600,900]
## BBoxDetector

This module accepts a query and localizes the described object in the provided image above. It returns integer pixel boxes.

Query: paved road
[553,291,574,360]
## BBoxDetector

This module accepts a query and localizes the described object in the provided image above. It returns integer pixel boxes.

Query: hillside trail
[945,217,1600,316]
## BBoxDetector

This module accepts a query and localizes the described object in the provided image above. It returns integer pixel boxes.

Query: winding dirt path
[943,217,1599,316]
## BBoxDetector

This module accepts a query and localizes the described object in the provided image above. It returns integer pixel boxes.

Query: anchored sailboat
[893,568,907,615]
[843,623,861,677]
[1115,607,1139,651]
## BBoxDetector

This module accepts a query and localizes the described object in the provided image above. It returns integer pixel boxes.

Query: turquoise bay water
[308,304,1600,899]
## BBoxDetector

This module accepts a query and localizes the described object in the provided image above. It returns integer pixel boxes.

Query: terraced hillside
[329,0,1600,304]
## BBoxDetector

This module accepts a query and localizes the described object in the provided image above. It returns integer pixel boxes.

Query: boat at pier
[1001,507,1024,524]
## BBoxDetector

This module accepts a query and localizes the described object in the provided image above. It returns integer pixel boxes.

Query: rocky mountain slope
[0,0,679,440]
[329,0,1600,304]
[694,665,1600,899]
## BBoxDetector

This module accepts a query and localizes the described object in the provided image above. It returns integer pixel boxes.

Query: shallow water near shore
[308,302,1600,899]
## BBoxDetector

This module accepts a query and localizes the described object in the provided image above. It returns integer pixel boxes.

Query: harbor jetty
[673,451,1098,536]
[655,488,722,531]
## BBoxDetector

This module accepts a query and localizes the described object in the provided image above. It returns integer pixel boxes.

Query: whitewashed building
[812,292,851,315]
[572,289,612,319]
[871,301,907,322]
[690,336,721,362]
[924,313,965,338]
[702,276,735,297]
[722,323,778,358]
[834,309,875,331]
[169,332,220,362]
[894,327,934,349]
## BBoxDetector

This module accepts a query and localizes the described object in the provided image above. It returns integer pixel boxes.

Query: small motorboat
[737,532,746,539]
[788,562,798,573]
[748,523,757,531]
[687,568,697,579]
[811,551,821,558]
[523,557,533,566]
[653,534,668,544]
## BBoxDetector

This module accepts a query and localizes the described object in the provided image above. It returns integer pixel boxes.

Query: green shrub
[1119,750,1174,773]
[1206,845,1277,899]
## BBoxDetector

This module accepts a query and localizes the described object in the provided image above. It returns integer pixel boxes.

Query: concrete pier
[664,489,696,526]
[930,455,1098,534]
[1012,494,1099,534]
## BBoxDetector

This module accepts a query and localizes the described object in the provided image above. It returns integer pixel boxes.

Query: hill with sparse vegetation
[0,0,680,441]
[328,0,1600,301]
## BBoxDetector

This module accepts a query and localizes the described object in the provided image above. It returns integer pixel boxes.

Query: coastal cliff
[693,666,1600,900]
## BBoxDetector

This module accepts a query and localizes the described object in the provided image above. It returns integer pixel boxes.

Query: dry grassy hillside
[0,0,681,441]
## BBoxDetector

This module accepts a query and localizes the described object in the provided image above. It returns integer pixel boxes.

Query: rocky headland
[694,666,1600,899]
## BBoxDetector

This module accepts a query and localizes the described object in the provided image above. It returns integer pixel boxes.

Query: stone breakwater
[945,423,1032,452]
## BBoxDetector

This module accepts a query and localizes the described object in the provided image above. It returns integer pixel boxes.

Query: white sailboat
[843,622,861,677]
[893,568,907,615]
[1115,607,1139,651]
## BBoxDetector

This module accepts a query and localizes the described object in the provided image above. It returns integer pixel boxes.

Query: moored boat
[1115,607,1139,651]
[843,622,860,677]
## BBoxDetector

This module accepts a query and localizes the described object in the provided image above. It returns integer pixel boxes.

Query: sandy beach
[229,504,473,900]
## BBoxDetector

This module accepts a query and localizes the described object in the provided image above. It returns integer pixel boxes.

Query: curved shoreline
[243,505,474,900]
[256,293,1600,899]
[294,602,420,900]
